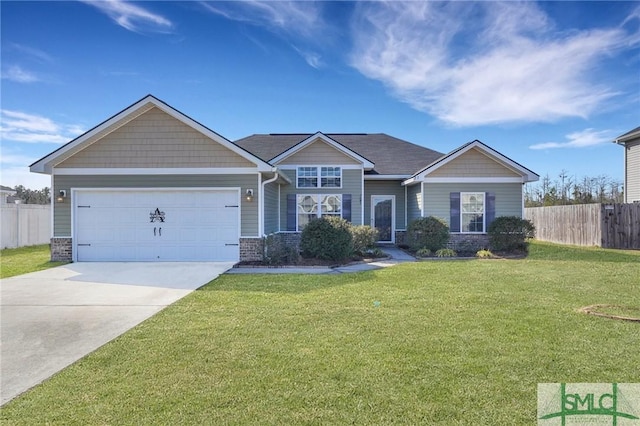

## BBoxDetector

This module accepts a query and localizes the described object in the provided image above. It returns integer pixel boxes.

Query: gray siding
[263,181,280,234]
[423,182,523,226]
[54,174,259,237]
[406,184,422,224]
[364,180,406,229]
[626,139,640,202]
[279,168,363,230]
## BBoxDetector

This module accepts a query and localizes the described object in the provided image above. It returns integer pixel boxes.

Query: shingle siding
[54,174,259,237]
[58,108,255,168]
[278,139,361,165]
[364,180,406,229]
[423,183,523,226]
[429,148,521,178]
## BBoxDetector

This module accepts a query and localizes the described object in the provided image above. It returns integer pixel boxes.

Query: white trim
[50,173,55,239]
[257,173,263,237]
[31,95,274,174]
[459,192,486,234]
[278,184,281,232]
[623,144,628,203]
[277,164,362,170]
[295,193,343,231]
[70,187,242,262]
[421,177,526,183]
[420,182,425,217]
[54,167,262,176]
[361,170,365,226]
[364,175,410,180]
[270,132,375,169]
[371,195,396,243]
[404,184,407,229]
[295,166,343,189]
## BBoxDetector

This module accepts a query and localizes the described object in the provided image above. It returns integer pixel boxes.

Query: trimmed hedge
[407,216,450,251]
[488,216,535,252]
[350,225,379,255]
[300,217,353,261]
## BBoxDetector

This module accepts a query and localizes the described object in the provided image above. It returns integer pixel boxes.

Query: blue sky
[1,1,639,189]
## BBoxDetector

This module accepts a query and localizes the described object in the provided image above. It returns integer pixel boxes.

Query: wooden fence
[525,203,640,249]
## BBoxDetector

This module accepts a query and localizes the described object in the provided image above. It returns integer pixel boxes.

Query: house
[30,95,539,263]
[614,126,640,203]
[0,185,17,204]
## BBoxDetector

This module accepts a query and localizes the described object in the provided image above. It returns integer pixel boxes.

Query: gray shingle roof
[615,125,640,143]
[234,133,444,176]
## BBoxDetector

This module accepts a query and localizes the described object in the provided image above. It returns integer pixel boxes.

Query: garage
[73,189,240,262]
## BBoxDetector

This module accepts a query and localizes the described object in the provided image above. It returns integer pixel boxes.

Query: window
[297,167,341,188]
[297,194,342,231]
[461,192,485,233]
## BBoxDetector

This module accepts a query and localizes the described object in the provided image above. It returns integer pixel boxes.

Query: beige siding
[277,139,361,165]
[423,183,523,225]
[57,108,256,169]
[364,180,406,229]
[54,174,259,237]
[429,148,521,178]
[279,169,363,229]
[626,139,640,202]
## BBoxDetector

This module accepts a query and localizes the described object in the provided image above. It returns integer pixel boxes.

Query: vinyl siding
[423,183,523,226]
[364,180,406,229]
[263,181,280,234]
[429,148,521,178]
[54,174,259,237]
[279,168,363,229]
[57,107,256,168]
[407,184,422,224]
[626,139,640,202]
[277,139,361,165]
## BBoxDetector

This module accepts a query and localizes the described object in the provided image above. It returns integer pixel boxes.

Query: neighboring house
[0,185,16,204]
[614,126,640,203]
[30,95,539,263]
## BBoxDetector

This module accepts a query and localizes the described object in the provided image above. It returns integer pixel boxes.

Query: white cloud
[81,0,172,33]
[6,43,54,63]
[1,110,84,144]
[201,1,326,67]
[350,1,639,126]
[1,65,40,83]
[529,128,615,150]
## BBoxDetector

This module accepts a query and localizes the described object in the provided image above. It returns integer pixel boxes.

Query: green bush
[350,225,379,255]
[300,217,353,261]
[415,248,432,258]
[263,234,299,266]
[407,216,450,251]
[488,216,536,252]
[435,248,457,258]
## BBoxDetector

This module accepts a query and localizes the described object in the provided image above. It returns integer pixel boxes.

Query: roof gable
[30,95,273,174]
[269,132,374,169]
[404,140,539,184]
[615,125,640,144]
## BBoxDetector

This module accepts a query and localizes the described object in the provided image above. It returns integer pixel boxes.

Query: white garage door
[74,189,240,262]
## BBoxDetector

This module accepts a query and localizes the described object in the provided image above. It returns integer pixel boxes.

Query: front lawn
[2,242,639,424]
[0,244,66,279]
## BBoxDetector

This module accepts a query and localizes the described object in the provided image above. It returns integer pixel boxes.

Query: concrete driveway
[0,262,233,406]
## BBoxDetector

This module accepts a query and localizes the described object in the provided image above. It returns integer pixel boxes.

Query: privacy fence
[525,203,640,249]
[1,204,51,249]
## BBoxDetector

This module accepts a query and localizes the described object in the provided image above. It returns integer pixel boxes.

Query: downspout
[261,172,279,236]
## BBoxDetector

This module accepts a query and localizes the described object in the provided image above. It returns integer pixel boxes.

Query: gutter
[260,172,280,236]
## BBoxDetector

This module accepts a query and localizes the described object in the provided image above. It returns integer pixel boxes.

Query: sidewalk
[225,247,415,275]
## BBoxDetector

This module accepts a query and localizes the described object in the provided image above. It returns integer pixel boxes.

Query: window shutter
[450,192,460,232]
[287,194,297,231]
[342,194,352,222]
[486,192,496,231]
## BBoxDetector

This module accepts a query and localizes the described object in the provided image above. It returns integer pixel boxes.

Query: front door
[371,195,395,243]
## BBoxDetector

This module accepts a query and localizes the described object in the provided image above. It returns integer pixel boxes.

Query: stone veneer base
[51,237,72,262]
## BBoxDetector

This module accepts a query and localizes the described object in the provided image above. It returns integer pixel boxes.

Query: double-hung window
[461,192,485,233]
[297,194,342,230]
[297,167,341,188]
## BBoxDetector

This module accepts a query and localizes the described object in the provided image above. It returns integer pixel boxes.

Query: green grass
[0,244,66,279]
[2,242,639,424]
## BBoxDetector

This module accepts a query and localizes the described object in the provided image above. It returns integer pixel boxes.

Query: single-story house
[614,126,640,203]
[30,95,539,262]
[0,185,17,204]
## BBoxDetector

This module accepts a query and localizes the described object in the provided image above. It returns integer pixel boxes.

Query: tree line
[525,171,623,207]
[10,185,51,204]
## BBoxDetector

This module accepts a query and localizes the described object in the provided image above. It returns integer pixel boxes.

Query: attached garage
[73,189,240,262]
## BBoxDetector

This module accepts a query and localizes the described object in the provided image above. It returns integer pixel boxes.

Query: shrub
[263,234,299,265]
[488,216,536,252]
[300,217,353,261]
[476,249,493,258]
[350,225,379,255]
[435,248,456,257]
[407,216,450,251]
[415,248,432,258]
